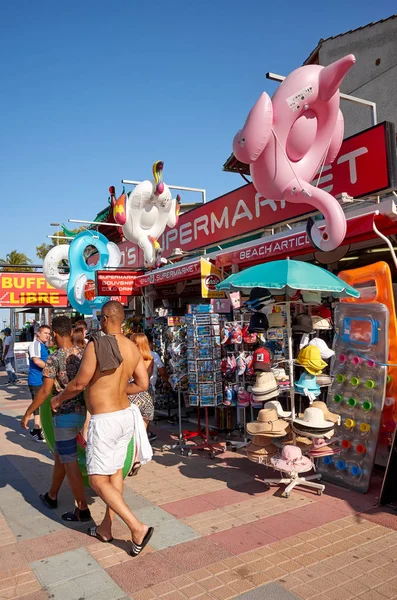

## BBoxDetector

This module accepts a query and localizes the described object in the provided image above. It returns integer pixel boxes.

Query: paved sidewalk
[1,373,397,600]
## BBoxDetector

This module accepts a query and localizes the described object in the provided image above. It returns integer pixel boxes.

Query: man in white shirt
[2,328,18,384]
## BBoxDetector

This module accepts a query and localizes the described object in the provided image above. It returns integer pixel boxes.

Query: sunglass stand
[319,301,389,493]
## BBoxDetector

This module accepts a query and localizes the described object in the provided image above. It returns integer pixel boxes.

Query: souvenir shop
[136,229,397,499]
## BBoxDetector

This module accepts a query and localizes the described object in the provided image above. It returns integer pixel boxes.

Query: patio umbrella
[216,259,360,424]
[217,259,360,298]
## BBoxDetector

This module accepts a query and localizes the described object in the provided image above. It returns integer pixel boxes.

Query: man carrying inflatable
[21,316,91,522]
[50,301,154,557]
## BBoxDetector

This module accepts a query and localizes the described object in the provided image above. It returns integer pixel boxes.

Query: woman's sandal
[131,527,154,557]
[61,507,92,522]
[87,526,113,543]
[128,462,141,477]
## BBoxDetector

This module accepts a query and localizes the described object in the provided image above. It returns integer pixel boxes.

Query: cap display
[292,313,312,334]
[268,312,284,328]
[308,337,334,359]
[248,313,269,333]
[253,348,272,372]
[296,345,328,375]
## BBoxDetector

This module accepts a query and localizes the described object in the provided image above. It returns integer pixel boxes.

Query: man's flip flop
[61,508,92,522]
[131,527,154,557]
[87,526,113,543]
[128,462,141,477]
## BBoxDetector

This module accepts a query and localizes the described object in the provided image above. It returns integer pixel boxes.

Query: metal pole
[68,219,121,227]
[266,72,377,126]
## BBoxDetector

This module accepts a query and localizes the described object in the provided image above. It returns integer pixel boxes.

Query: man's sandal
[61,508,92,522]
[131,527,154,557]
[128,462,141,477]
[87,526,113,543]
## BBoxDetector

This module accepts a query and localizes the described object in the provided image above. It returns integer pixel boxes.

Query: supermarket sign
[0,273,68,307]
[96,271,140,296]
[117,122,397,268]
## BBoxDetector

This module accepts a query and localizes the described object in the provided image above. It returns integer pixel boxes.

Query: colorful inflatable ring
[40,395,135,487]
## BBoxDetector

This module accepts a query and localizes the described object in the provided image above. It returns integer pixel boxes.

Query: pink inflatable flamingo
[233,55,356,251]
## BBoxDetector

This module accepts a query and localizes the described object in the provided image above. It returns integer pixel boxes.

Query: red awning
[135,258,203,288]
[215,211,397,269]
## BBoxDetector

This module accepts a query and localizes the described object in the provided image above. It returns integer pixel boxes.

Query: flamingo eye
[241,137,246,146]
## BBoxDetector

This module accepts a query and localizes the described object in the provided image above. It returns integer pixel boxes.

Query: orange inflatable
[338,261,397,444]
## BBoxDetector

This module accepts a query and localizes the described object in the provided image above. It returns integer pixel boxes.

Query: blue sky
[0,0,395,322]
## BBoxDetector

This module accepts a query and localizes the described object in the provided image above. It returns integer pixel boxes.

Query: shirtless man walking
[51,301,153,556]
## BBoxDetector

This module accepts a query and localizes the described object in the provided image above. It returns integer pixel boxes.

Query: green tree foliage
[0,250,34,272]
[36,227,86,260]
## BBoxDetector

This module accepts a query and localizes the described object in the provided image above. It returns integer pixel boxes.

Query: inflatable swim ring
[40,395,135,487]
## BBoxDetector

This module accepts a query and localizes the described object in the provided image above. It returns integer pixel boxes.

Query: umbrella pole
[286,298,295,427]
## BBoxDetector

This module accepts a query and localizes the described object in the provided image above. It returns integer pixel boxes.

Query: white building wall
[316,17,397,137]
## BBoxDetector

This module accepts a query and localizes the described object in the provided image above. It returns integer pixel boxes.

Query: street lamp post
[50,222,60,245]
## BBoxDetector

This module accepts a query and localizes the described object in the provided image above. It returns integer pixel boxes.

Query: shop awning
[215,207,397,269]
[135,258,203,288]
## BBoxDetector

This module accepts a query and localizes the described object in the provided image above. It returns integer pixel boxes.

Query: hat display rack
[220,292,291,450]
[217,274,359,498]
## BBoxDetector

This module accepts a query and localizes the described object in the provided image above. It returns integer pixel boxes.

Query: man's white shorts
[86,406,134,476]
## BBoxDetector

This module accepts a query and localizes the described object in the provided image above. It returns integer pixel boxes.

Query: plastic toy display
[111,161,180,267]
[320,302,389,493]
[338,262,397,446]
[232,55,355,251]
[40,396,135,486]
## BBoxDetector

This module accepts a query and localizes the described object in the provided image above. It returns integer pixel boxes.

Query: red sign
[157,282,201,298]
[135,259,202,288]
[0,273,68,307]
[96,271,140,296]
[115,122,396,269]
[216,212,397,268]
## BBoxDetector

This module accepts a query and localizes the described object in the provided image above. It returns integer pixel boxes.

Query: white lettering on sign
[231,199,253,227]
[194,215,209,239]
[210,206,229,233]
[255,193,285,215]
[179,222,193,245]
[337,147,368,184]
[312,146,369,192]
[239,233,309,262]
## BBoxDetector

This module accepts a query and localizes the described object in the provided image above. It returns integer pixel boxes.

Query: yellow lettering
[14,278,25,289]
[27,293,36,304]
[27,277,36,288]
[38,293,49,303]
[37,277,46,289]
[50,293,59,305]
[10,292,20,304]
[2,277,13,288]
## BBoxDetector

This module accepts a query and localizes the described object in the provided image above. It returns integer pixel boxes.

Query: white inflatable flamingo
[111,161,180,267]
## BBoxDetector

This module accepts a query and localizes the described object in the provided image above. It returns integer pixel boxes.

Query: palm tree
[0,250,34,272]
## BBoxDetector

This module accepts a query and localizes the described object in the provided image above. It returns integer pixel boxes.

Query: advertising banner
[0,274,68,308]
[200,258,225,299]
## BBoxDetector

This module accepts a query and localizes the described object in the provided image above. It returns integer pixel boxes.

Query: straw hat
[246,408,289,436]
[264,400,291,418]
[271,445,313,474]
[294,407,334,429]
[312,315,332,330]
[310,401,340,424]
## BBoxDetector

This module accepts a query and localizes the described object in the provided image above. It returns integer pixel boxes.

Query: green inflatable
[40,395,135,487]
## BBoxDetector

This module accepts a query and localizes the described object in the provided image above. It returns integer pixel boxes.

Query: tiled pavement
[1,374,397,599]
